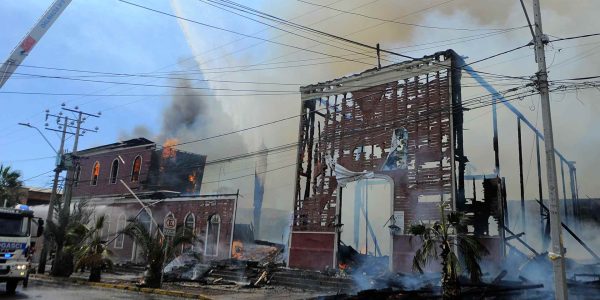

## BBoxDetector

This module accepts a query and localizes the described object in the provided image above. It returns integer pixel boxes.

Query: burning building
[289,50,502,272]
[66,137,237,263]
[71,138,205,197]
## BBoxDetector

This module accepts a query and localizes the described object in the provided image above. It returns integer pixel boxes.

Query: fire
[187,171,198,193]
[232,240,244,260]
[188,171,197,183]
[92,162,100,176]
[338,263,348,270]
[162,138,178,159]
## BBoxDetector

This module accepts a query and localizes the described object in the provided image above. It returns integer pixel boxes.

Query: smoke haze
[124,0,600,242]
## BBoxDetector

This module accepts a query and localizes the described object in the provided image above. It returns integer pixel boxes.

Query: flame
[232,240,244,260]
[162,138,178,159]
[92,162,100,176]
[188,171,197,183]
[338,263,348,270]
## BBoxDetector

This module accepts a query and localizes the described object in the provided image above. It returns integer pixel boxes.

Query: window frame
[183,212,196,252]
[204,214,221,257]
[131,155,142,183]
[109,158,119,185]
[91,161,100,186]
[102,213,111,239]
[114,214,126,249]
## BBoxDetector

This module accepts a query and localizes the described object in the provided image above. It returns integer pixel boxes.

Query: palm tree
[119,218,196,288]
[0,165,23,207]
[46,199,92,277]
[408,201,488,299]
[71,215,113,282]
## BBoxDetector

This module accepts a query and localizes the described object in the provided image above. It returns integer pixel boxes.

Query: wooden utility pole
[531,0,568,298]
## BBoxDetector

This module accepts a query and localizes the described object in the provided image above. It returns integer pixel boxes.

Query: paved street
[0,281,179,300]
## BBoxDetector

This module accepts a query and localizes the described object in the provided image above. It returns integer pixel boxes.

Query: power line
[200,0,530,82]
[30,82,595,188]
[1,156,55,163]
[117,0,529,83]
[10,72,298,93]
[296,0,521,32]
[117,0,374,67]
[197,0,388,64]
[549,32,600,43]
[22,170,55,182]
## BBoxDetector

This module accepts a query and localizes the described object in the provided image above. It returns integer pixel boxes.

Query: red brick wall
[99,197,235,263]
[72,146,154,197]
[289,232,335,270]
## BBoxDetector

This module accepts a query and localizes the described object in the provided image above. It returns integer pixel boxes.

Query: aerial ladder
[0,0,72,88]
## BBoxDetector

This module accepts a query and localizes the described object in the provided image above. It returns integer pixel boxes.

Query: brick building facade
[93,194,237,263]
[289,51,502,271]
[65,138,237,263]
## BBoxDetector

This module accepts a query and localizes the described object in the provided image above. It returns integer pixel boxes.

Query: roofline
[73,194,237,206]
[300,50,455,101]
[77,143,156,157]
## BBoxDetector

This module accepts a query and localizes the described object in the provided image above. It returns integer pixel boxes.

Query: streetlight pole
[18,120,67,274]
[531,0,568,298]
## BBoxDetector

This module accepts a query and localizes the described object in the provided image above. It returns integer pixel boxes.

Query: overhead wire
[117,0,530,84]
[200,0,532,82]
[296,0,520,32]
[36,81,597,188]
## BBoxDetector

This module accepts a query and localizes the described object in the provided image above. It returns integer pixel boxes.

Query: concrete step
[271,270,354,292]
[269,277,352,291]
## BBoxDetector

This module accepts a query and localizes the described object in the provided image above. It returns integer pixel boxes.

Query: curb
[30,274,213,299]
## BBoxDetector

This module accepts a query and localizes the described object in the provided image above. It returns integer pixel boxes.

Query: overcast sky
[1,0,600,213]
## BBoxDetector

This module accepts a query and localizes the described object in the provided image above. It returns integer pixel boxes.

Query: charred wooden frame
[289,50,466,270]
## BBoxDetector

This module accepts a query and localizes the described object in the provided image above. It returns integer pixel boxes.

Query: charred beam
[535,199,600,261]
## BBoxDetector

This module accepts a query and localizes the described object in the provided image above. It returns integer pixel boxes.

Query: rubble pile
[163,240,285,287]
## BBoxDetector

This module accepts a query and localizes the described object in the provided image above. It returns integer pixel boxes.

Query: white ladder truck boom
[0,0,72,89]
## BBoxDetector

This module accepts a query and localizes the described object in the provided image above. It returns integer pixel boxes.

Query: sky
[1,0,600,221]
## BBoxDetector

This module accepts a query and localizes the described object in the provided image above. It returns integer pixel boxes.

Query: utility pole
[41,105,99,273]
[33,115,67,274]
[59,107,100,216]
[18,114,71,274]
[531,0,568,298]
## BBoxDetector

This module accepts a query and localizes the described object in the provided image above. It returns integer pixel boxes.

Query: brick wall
[72,145,154,197]
[98,197,235,263]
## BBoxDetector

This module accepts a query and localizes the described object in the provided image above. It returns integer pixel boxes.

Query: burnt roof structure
[289,50,467,271]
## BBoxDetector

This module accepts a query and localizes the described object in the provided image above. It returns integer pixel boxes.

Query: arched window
[184,213,195,234]
[102,214,111,238]
[131,156,142,182]
[183,213,196,252]
[205,214,220,256]
[138,210,152,234]
[109,159,119,184]
[91,161,100,186]
[74,164,81,187]
[114,214,126,249]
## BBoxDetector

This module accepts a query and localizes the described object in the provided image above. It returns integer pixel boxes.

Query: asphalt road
[0,281,179,300]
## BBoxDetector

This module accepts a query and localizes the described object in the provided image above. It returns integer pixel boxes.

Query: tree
[119,218,196,288]
[72,215,113,282]
[0,165,23,207]
[46,199,92,277]
[408,201,488,299]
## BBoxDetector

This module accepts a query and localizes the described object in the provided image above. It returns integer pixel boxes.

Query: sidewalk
[31,273,214,299]
[31,271,331,300]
